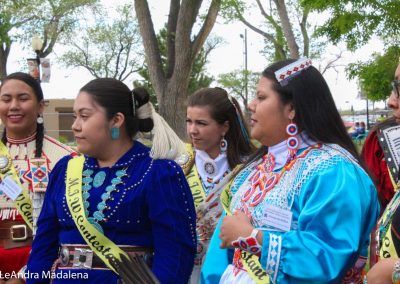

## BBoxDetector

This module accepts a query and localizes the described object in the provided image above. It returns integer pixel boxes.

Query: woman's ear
[288,104,295,120]
[112,112,125,128]
[222,120,229,134]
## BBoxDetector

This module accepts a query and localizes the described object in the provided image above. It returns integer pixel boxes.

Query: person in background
[202,58,379,283]
[178,87,255,283]
[26,79,196,283]
[364,62,400,283]
[0,72,75,283]
[351,121,361,138]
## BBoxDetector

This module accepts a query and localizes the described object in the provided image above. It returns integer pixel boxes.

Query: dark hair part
[0,72,44,158]
[79,78,153,138]
[187,87,255,168]
[247,59,361,166]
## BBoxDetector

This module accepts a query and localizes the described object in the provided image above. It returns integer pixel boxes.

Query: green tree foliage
[217,69,259,112]
[219,0,319,61]
[302,0,400,50]
[0,0,97,80]
[134,28,216,108]
[59,4,143,81]
[347,46,400,101]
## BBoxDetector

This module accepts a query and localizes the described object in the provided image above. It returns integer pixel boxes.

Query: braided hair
[0,72,45,158]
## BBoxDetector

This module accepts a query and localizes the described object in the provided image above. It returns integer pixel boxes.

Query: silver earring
[37,114,44,124]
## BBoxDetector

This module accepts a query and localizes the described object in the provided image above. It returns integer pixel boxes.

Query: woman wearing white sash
[179,87,255,283]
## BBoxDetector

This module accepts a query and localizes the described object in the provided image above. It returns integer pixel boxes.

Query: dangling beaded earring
[111,127,120,140]
[220,135,228,152]
[286,121,299,161]
[37,113,44,124]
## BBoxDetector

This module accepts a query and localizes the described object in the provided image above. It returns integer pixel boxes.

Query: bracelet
[392,259,400,284]
[231,228,262,255]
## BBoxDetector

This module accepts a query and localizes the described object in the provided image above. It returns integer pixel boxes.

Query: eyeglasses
[392,80,400,98]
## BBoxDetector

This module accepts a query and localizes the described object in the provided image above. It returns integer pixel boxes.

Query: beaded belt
[58,244,153,270]
[0,220,33,249]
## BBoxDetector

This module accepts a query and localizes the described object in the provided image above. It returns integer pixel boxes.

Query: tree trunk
[159,75,191,139]
[0,43,10,81]
[275,0,299,59]
[135,0,221,139]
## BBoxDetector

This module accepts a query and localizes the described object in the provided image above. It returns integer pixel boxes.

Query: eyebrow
[73,108,95,113]
[0,92,31,97]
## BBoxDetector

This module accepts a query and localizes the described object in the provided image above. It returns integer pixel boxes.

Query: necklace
[241,144,320,207]
[200,169,231,195]
[82,167,128,233]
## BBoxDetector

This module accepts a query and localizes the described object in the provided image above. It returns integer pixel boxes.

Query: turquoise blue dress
[202,142,379,284]
[26,141,197,283]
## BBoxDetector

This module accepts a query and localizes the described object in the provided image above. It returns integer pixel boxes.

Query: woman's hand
[219,211,254,248]
[366,258,398,284]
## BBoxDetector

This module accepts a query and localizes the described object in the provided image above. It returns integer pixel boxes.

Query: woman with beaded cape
[0,72,75,283]
[201,58,380,283]
[26,78,197,283]
[365,63,400,283]
[178,87,255,283]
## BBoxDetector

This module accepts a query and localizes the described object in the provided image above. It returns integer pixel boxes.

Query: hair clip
[274,57,312,85]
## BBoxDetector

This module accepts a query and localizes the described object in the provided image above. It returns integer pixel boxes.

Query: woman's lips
[7,114,23,123]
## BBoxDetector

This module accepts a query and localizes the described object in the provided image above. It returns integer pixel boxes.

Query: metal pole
[366,97,370,129]
[244,29,248,104]
[35,51,41,83]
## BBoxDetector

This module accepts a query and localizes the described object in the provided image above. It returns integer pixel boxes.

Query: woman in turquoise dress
[202,58,380,283]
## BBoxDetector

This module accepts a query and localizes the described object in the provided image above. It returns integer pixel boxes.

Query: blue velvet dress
[26,141,197,283]
[202,142,379,284]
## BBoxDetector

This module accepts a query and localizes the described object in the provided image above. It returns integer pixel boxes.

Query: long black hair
[187,87,256,169]
[0,72,44,158]
[246,59,361,166]
[79,78,153,138]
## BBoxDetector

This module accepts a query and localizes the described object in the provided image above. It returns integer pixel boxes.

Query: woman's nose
[71,118,80,131]
[9,99,20,109]
[387,91,399,110]
[248,99,256,113]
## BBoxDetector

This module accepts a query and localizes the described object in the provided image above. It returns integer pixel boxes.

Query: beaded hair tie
[274,57,312,86]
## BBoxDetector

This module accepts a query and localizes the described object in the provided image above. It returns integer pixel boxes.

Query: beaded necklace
[200,169,231,195]
[241,144,320,207]
[82,167,128,233]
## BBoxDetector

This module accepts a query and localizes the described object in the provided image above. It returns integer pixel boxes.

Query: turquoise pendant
[88,217,104,234]
[93,171,106,188]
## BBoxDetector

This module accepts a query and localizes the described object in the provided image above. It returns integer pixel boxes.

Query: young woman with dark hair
[26,78,196,283]
[202,59,379,283]
[0,72,74,283]
[178,87,255,283]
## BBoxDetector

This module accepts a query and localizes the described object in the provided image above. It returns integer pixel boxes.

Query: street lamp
[240,29,248,106]
[31,35,43,82]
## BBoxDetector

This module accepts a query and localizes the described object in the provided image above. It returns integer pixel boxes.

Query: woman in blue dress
[202,58,380,283]
[26,79,196,283]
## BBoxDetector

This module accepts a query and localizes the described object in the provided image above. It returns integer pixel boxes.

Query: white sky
[6,1,387,112]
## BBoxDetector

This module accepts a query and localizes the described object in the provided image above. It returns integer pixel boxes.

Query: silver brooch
[175,153,189,165]
[204,159,217,178]
[0,155,11,174]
